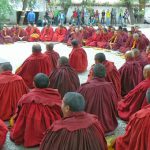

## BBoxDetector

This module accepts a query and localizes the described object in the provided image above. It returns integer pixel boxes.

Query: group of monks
[0,23,150,150]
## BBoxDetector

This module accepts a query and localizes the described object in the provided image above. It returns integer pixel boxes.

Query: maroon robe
[78,77,118,134]
[118,78,150,121]
[0,119,8,149]
[40,27,54,41]
[88,60,121,99]
[115,105,150,150]
[0,71,28,121]
[119,59,143,96]
[28,27,41,42]
[49,64,80,98]
[40,112,108,150]
[16,52,51,89]
[10,88,62,147]
[1,28,13,44]
[97,33,109,48]
[44,50,60,72]
[69,47,88,73]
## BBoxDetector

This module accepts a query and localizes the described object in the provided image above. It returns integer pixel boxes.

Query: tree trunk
[19,0,28,25]
[138,0,145,23]
[126,2,135,24]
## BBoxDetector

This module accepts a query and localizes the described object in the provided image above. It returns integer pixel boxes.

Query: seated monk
[1,25,13,44]
[10,73,62,147]
[0,63,28,121]
[119,31,133,53]
[146,45,150,63]
[28,24,41,42]
[78,64,118,134]
[25,24,32,39]
[44,43,60,72]
[88,53,121,100]
[119,51,143,97]
[131,33,147,52]
[109,30,123,50]
[118,64,150,121]
[69,39,88,73]
[97,28,109,48]
[64,25,75,43]
[138,30,149,47]
[49,56,80,98]
[40,92,107,150]
[0,119,8,149]
[52,25,67,42]
[85,30,102,47]
[132,48,148,69]
[16,44,51,89]
[40,24,54,42]
[115,88,150,150]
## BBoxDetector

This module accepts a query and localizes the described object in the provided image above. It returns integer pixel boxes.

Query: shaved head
[132,48,140,58]
[95,53,106,63]
[146,45,150,54]
[125,51,134,60]
[146,88,150,104]
[32,44,42,53]
[46,43,54,51]
[143,64,150,79]
[58,56,69,66]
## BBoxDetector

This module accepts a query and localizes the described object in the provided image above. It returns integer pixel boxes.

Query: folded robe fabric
[40,112,108,150]
[10,88,62,147]
[0,71,28,120]
[78,77,118,134]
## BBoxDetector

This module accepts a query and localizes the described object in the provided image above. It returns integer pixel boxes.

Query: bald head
[143,64,150,79]
[46,43,54,51]
[133,33,139,40]
[146,45,150,54]
[71,39,79,47]
[32,44,42,53]
[0,63,12,73]
[93,64,106,78]
[95,53,106,64]
[58,56,69,67]
[125,51,134,60]
[132,48,140,58]
[146,88,150,104]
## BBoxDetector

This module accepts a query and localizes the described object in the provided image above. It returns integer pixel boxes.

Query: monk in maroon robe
[132,48,148,69]
[69,39,88,73]
[16,44,51,89]
[49,56,80,98]
[44,43,60,72]
[0,119,8,149]
[119,31,133,53]
[119,51,143,97]
[78,64,118,134]
[11,24,28,42]
[146,45,150,63]
[28,24,41,42]
[25,24,32,39]
[0,63,28,121]
[88,53,121,100]
[118,64,150,121]
[10,73,62,147]
[52,25,67,42]
[64,25,75,43]
[1,25,13,44]
[40,92,107,150]
[40,24,54,42]
[115,88,150,150]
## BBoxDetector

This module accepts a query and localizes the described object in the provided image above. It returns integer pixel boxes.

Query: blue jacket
[27,11,35,22]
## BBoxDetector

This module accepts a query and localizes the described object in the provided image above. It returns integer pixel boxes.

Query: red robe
[49,64,80,98]
[16,52,51,89]
[25,26,32,38]
[134,55,148,69]
[78,77,118,134]
[28,27,41,42]
[0,71,28,120]
[115,105,150,150]
[40,112,108,150]
[119,60,143,96]
[97,33,109,48]
[44,50,60,72]
[52,27,67,42]
[88,60,121,99]
[1,28,13,44]
[40,27,54,41]
[69,47,88,73]
[0,119,8,149]
[10,88,62,147]
[118,78,150,121]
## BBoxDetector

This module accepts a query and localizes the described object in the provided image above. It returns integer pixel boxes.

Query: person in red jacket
[69,39,88,73]
[16,44,51,89]
[115,88,150,150]
[0,63,28,121]
[40,92,108,150]
[10,73,62,147]
[0,119,8,149]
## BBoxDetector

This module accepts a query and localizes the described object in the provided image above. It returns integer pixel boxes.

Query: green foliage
[0,0,12,20]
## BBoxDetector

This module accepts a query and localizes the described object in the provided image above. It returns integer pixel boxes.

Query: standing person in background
[59,11,65,25]
[134,7,139,23]
[84,8,89,25]
[95,10,99,25]
[81,8,85,25]
[54,7,59,26]
[101,10,105,24]
[73,8,78,25]
[106,9,111,26]
[77,8,81,26]
[124,8,130,24]
[49,10,54,25]
[27,9,36,24]
[111,8,117,26]
[118,8,123,26]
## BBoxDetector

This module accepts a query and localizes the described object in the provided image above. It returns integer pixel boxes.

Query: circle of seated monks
[0,25,150,149]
